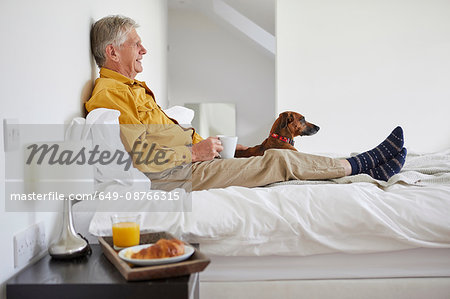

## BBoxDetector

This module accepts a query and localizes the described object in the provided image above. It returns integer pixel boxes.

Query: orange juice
[112,222,140,248]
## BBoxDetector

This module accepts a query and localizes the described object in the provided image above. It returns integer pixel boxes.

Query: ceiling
[168,0,276,35]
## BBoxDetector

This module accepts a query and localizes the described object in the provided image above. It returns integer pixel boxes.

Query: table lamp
[27,141,94,259]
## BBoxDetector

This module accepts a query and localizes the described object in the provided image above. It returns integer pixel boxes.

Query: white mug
[217,135,238,159]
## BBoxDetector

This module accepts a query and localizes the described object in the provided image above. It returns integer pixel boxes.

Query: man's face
[115,28,147,79]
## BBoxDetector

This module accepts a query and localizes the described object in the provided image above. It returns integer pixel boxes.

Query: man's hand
[192,137,224,162]
[236,144,249,151]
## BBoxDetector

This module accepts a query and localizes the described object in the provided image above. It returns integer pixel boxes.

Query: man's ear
[105,44,120,62]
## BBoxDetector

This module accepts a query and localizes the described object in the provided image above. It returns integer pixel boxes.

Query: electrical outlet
[13,221,47,268]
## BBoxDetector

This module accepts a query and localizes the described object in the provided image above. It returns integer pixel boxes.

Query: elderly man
[86,15,406,191]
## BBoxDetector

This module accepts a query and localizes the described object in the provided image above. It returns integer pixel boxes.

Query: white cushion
[163,105,195,126]
[65,108,151,193]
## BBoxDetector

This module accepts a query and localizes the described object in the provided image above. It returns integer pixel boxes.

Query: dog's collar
[270,133,295,146]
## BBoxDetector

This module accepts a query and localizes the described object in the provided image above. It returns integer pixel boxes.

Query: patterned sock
[364,148,407,181]
[347,126,404,175]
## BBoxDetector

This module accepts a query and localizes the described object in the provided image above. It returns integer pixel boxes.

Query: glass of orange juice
[111,214,141,250]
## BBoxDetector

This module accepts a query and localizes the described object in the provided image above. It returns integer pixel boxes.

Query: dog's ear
[280,112,294,128]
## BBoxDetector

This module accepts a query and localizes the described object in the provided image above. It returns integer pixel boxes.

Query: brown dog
[234,111,320,158]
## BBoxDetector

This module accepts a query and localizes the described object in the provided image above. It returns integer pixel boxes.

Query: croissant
[131,238,185,259]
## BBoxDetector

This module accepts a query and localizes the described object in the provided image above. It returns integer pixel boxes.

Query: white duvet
[88,150,450,257]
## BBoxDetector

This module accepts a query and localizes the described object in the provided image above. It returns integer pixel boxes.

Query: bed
[72,108,450,299]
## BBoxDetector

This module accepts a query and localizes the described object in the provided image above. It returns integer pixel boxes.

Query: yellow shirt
[86,68,203,173]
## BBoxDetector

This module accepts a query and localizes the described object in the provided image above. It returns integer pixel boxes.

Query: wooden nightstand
[6,244,199,299]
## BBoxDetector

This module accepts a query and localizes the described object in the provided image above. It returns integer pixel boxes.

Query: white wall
[0,0,167,295]
[168,8,275,145]
[277,0,450,154]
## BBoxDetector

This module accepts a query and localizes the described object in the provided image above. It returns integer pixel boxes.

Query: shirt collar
[99,67,142,86]
[99,67,154,99]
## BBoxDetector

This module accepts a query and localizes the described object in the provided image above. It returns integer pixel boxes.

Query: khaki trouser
[146,149,345,191]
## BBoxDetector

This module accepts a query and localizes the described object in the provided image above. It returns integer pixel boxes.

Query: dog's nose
[315,125,320,132]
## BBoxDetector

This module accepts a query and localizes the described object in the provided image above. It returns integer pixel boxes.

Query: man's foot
[346,126,404,175]
[364,148,407,181]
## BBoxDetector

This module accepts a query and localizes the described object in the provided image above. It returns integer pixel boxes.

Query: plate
[118,243,195,266]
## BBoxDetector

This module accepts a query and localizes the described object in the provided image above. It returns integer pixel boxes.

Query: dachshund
[234,111,320,158]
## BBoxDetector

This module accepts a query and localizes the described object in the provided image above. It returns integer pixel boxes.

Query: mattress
[200,248,450,281]
[200,278,450,299]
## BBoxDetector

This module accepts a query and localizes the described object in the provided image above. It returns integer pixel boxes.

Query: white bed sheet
[87,150,450,257]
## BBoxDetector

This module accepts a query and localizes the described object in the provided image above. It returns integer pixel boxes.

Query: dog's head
[271,111,320,138]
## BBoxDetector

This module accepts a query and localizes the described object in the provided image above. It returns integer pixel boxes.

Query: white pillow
[163,105,195,126]
[66,106,194,192]
[65,108,151,193]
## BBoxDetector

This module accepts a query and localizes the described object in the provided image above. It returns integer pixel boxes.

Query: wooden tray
[98,231,210,281]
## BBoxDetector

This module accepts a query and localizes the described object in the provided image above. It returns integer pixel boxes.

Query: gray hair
[90,15,139,68]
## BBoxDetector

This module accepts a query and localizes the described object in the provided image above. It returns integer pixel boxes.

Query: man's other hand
[236,144,249,151]
[192,137,224,162]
